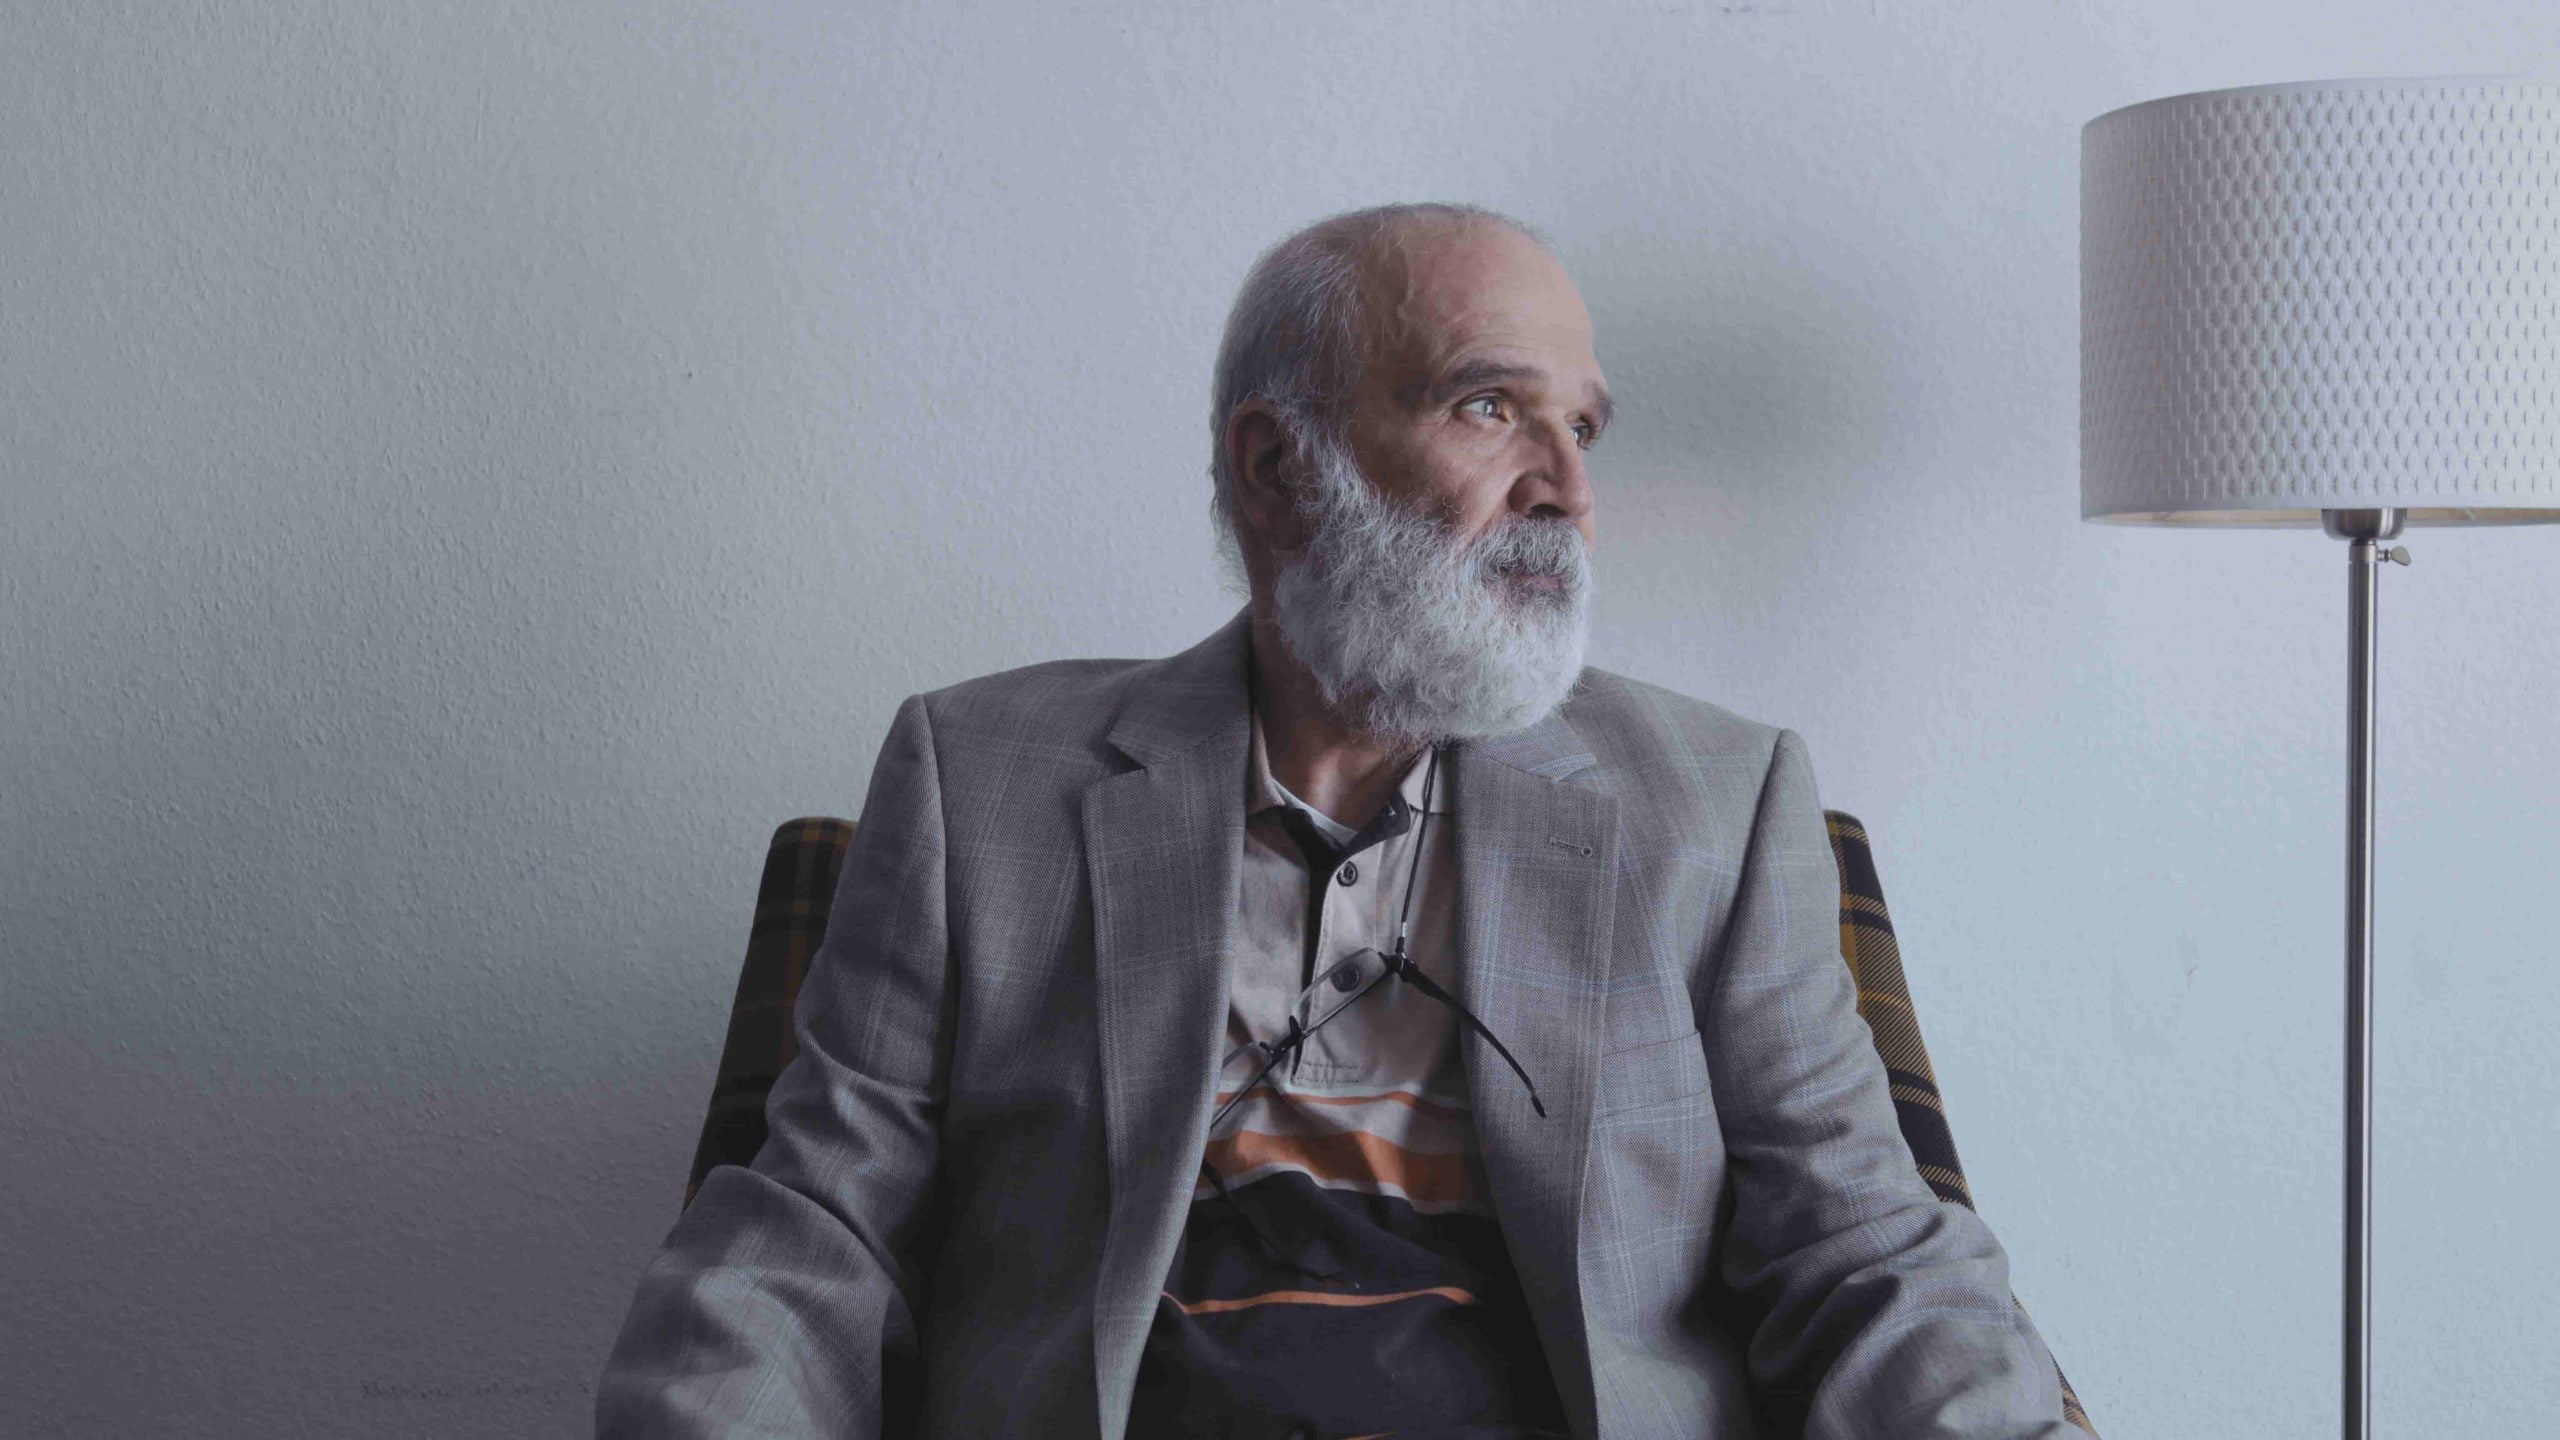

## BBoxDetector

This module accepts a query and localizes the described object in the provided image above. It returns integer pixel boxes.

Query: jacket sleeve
[1697,727,2075,1439]
[595,692,954,1438]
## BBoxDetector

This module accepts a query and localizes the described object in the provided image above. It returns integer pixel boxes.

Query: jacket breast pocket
[1591,1029,1721,1277]
[1596,1027,1711,1117]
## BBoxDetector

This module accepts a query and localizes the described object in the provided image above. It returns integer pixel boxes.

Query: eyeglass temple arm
[1380,944,1547,1119]
[1205,1014,1306,1137]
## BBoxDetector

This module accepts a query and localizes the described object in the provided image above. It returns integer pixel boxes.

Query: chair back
[682,816,852,1210]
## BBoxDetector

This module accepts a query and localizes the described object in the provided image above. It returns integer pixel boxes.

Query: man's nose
[1513,421,1595,526]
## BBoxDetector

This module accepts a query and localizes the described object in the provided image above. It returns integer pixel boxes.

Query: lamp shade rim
[2083,72,2546,134]
[2082,504,2560,527]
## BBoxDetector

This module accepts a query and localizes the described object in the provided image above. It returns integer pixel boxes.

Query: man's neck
[1246,613,1429,830]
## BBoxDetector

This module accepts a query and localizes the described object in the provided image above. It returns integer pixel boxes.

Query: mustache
[1465,517,1586,583]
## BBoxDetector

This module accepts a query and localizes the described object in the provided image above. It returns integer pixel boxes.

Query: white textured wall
[5,3,2555,1436]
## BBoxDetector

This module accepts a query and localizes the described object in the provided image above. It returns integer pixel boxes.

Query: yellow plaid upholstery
[1826,811,2097,1437]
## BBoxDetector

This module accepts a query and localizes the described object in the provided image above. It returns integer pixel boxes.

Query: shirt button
[1336,861,1359,886]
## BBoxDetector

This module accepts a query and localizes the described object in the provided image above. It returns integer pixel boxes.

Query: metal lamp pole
[2322,506,2408,1440]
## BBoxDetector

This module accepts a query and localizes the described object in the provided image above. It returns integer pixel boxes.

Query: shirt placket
[1298,825,1388,1079]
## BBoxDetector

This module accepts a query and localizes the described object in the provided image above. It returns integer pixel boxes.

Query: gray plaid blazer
[596,608,2075,1439]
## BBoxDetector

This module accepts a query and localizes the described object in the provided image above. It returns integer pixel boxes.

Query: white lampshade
[2082,75,2560,526]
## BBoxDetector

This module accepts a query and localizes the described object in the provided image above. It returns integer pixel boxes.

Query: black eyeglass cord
[1385,744,1546,1118]
[1196,740,1547,1279]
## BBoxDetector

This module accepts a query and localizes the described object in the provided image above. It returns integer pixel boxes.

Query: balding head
[1206,203,1563,581]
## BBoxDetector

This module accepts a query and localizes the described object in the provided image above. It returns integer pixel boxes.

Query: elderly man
[597,203,2077,1439]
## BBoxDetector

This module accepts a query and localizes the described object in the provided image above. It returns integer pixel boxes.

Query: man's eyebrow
[1408,357,1615,429]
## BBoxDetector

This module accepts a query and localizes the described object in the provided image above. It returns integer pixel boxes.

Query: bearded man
[596,203,2078,1439]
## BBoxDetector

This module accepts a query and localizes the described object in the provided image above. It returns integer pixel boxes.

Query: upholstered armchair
[678,811,2097,1436]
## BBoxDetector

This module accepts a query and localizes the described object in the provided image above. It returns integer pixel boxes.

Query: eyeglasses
[1197,744,1546,1278]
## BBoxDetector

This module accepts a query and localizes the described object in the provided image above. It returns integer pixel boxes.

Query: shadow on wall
[1551,226,1903,664]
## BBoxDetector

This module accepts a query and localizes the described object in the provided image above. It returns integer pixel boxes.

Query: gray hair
[1206,202,1551,581]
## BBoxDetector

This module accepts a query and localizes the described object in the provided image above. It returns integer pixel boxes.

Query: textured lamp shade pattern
[2083,76,2560,525]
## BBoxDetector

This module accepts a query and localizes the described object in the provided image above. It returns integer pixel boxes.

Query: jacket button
[1336,861,1359,886]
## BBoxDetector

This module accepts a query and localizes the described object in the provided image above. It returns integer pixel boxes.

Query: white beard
[1268,434,1594,747]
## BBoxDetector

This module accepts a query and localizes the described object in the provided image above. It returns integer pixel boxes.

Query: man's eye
[1464,394,1508,421]
[1574,422,1599,449]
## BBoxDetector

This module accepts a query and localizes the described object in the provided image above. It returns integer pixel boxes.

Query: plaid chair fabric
[681,816,854,1212]
[1824,812,2097,1437]
[682,811,2097,1437]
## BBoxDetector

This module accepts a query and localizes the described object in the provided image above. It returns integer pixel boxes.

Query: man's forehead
[1356,220,1598,378]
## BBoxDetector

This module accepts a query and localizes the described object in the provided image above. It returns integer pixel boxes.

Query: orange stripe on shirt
[1210,1087,1467,1121]
[1203,1128,1471,1207]
[1162,1284,1479,1316]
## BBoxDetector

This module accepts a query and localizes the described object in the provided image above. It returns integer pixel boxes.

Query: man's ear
[1226,402,1312,559]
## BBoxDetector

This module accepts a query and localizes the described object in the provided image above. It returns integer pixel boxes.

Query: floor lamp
[2080,75,2560,1438]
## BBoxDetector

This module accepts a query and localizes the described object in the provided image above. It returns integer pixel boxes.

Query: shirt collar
[1246,704,1448,827]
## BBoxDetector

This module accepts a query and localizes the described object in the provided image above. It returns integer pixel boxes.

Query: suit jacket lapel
[1453,710,1618,1440]
[1082,610,1254,1436]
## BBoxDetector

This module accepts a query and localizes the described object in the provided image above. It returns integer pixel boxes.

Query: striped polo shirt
[1126,707,1567,1439]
